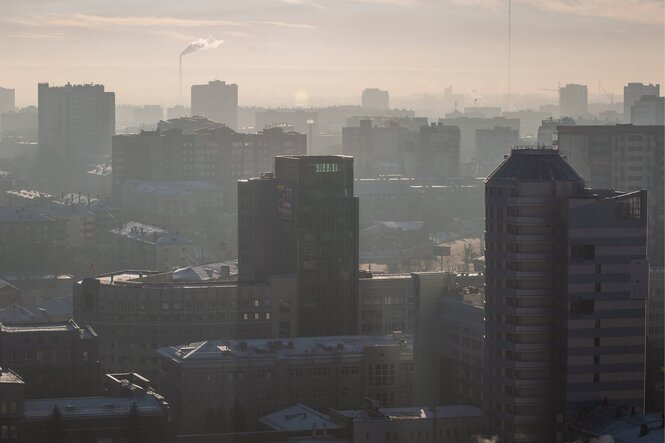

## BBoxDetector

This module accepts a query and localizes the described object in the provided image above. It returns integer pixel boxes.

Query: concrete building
[156,116,226,134]
[120,180,224,229]
[0,106,37,141]
[403,123,460,179]
[483,148,648,442]
[112,126,306,209]
[110,221,197,271]
[536,117,575,146]
[157,335,413,433]
[358,274,415,335]
[0,320,99,399]
[191,80,238,129]
[37,82,115,163]
[0,87,15,114]
[0,370,169,443]
[362,89,390,110]
[624,83,660,123]
[559,84,588,118]
[438,116,520,162]
[132,105,163,128]
[474,126,519,176]
[646,268,664,412]
[330,404,482,443]
[238,156,359,337]
[342,119,411,177]
[631,95,664,125]
[166,105,190,120]
[73,270,299,380]
[557,125,664,267]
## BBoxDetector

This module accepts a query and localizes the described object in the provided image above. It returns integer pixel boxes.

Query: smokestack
[178,37,224,105]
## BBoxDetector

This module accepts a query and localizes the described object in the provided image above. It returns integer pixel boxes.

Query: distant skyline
[1,0,663,107]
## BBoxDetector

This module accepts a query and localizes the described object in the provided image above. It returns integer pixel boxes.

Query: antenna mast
[507,0,511,112]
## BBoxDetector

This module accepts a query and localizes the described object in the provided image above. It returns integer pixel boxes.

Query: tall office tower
[483,148,648,443]
[557,125,664,267]
[239,155,359,337]
[38,83,115,161]
[191,80,238,129]
[0,87,15,113]
[559,84,588,118]
[362,88,390,110]
[624,83,660,123]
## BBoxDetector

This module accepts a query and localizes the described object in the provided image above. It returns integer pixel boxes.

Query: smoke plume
[180,37,224,56]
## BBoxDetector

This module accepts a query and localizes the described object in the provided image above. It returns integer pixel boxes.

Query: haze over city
[0,1,663,442]
[1,0,663,106]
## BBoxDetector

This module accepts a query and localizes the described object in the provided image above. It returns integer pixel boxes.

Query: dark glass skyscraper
[239,155,359,337]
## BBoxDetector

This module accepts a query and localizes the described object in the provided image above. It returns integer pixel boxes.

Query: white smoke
[180,37,224,56]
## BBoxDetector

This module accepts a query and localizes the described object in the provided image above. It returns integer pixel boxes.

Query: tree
[48,405,64,443]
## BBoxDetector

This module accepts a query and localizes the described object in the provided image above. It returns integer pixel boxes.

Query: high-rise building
[483,148,648,442]
[38,83,115,162]
[403,123,460,179]
[362,88,390,110]
[238,155,359,336]
[0,87,15,113]
[557,125,664,267]
[474,126,519,175]
[559,84,588,118]
[631,95,664,125]
[623,82,660,123]
[191,80,238,129]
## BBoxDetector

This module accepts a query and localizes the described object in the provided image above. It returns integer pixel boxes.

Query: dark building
[483,148,648,443]
[404,123,460,179]
[557,124,664,267]
[238,155,359,336]
[191,80,238,130]
[0,369,169,443]
[0,320,99,399]
[112,126,306,209]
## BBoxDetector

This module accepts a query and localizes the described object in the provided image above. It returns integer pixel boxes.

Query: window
[571,244,595,259]
[571,300,594,314]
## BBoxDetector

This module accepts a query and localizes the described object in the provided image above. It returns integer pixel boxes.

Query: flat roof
[0,319,80,333]
[0,368,24,384]
[335,405,481,421]
[158,334,412,363]
[24,393,166,420]
[260,403,341,432]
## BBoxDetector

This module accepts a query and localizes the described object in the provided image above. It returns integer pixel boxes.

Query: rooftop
[486,147,585,183]
[110,221,193,246]
[24,392,167,420]
[0,319,96,339]
[158,334,412,364]
[334,405,482,421]
[0,367,24,384]
[260,404,341,432]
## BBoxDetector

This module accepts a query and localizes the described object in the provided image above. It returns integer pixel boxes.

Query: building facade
[0,320,99,399]
[361,89,390,110]
[403,123,460,179]
[191,80,238,130]
[238,155,359,337]
[623,82,660,123]
[475,126,519,176]
[157,335,413,434]
[73,271,299,381]
[483,148,648,442]
[557,125,664,267]
[559,84,588,118]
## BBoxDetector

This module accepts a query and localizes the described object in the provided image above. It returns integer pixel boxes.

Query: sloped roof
[486,147,585,183]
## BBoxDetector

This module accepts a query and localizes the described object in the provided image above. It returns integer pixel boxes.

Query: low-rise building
[330,403,482,443]
[73,271,298,381]
[110,221,197,271]
[0,320,99,398]
[157,335,413,434]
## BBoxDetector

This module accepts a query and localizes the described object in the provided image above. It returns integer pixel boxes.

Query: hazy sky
[1,0,663,106]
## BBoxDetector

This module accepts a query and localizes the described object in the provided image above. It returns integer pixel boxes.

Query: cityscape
[0,1,663,442]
